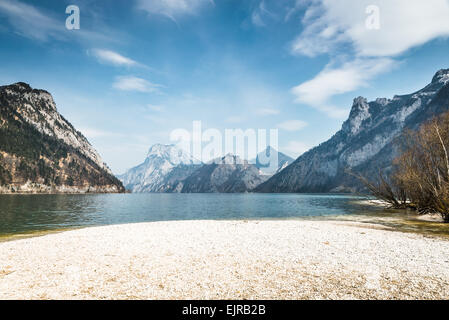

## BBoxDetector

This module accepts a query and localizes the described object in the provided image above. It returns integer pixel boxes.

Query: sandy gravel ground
[1,220,448,300]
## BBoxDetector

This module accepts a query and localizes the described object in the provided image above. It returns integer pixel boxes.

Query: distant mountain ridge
[119,144,201,193]
[0,82,124,193]
[256,68,449,193]
[120,145,290,193]
[252,146,294,175]
[180,154,268,193]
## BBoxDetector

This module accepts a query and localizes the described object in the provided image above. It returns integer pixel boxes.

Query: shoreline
[1,211,448,243]
[353,199,446,223]
[0,191,126,195]
[1,220,448,300]
[0,227,85,243]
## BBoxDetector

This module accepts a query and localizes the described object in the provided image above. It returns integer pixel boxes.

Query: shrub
[356,111,449,222]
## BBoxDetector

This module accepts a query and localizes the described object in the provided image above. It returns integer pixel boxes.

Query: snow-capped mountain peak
[256,67,449,193]
[0,82,123,193]
[146,144,198,166]
[432,68,449,85]
[342,97,371,136]
[120,144,201,193]
[252,146,294,175]
[1,82,112,174]
[218,154,245,165]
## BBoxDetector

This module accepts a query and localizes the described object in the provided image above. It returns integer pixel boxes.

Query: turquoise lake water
[0,193,448,237]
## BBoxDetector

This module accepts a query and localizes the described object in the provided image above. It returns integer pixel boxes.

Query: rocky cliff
[119,144,202,193]
[256,68,449,193]
[181,154,268,193]
[0,82,124,193]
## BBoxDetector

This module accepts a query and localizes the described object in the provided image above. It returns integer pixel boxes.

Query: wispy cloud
[251,1,276,27]
[291,58,395,119]
[282,140,310,158]
[0,0,114,43]
[113,76,163,93]
[144,104,167,123]
[0,0,62,41]
[292,0,449,58]
[277,120,308,132]
[256,107,280,116]
[90,49,140,67]
[289,0,449,118]
[144,114,167,124]
[136,0,214,22]
[78,128,124,139]
[147,104,165,112]
[225,116,245,124]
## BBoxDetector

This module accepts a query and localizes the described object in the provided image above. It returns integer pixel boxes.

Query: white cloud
[257,107,280,116]
[78,128,123,139]
[91,49,139,67]
[147,104,165,112]
[251,1,275,27]
[251,12,265,27]
[226,116,245,124]
[291,58,395,118]
[0,0,62,41]
[290,0,449,118]
[282,141,310,158]
[0,0,113,42]
[136,0,213,21]
[145,115,166,124]
[113,76,162,93]
[292,0,449,57]
[277,120,308,132]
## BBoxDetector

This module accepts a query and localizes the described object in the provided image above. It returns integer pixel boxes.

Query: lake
[0,193,448,238]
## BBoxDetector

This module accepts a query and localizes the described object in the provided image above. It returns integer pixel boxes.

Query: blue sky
[1,0,449,174]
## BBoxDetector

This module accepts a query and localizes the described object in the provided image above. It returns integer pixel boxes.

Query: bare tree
[347,169,406,209]
[355,111,449,223]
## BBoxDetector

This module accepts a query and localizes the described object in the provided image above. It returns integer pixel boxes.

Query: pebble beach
[1,220,448,300]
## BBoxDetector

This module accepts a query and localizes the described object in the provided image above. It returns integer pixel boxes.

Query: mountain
[120,145,271,193]
[256,68,449,193]
[0,82,124,193]
[252,146,294,175]
[180,154,268,193]
[119,144,202,193]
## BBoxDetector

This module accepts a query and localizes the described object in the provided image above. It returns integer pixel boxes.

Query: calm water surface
[0,194,448,238]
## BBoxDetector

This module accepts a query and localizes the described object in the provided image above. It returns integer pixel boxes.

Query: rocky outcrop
[252,146,294,175]
[120,145,276,193]
[0,82,124,193]
[119,144,202,193]
[256,68,449,193]
[181,154,268,193]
